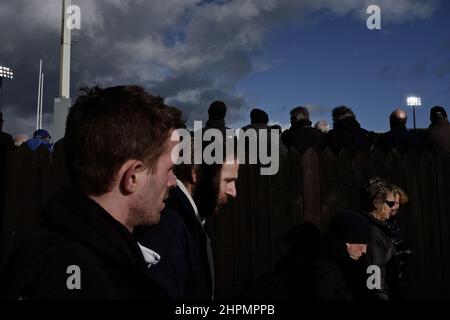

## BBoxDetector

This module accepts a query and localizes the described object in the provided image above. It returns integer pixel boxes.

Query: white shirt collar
[137,242,160,268]
[176,179,204,226]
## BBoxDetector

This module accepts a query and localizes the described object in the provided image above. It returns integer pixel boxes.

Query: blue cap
[33,129,51,139]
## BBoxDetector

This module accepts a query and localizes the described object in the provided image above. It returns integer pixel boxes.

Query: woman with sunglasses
[385,185,412,299]
[358,177,397,300]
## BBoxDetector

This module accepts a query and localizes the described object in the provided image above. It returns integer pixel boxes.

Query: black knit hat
[250,108,269,124]
[329,210,372,244]
[430,106,447,122]
[208,100,227,120]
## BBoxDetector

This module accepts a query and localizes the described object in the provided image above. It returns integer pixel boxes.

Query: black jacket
[310,234,366,300]
[281,120,326,154]
[359,211,395,300]
[135,185,213,300]
[376,127,425,154]
[428,119,450,154]
[0,190,167,300]
[327,117,373,153]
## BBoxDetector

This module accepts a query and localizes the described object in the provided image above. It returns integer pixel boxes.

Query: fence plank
[319,148,339,232]
[403,150,427,298]
[303,149,321,229]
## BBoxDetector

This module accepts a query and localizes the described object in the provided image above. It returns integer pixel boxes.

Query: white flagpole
[40,73,44,129]
[36,60,42,130]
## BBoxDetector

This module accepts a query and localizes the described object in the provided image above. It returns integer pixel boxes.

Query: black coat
[428,120,450,154]
[376,127,425,154]
[310,234,366,300]
[280,120,326,154]
[135,185,213,300]
[0,190,167,300]
[327,117,373,153]
[359,211,395,300]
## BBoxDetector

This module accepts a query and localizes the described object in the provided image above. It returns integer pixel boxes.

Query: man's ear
[119,160,144,194]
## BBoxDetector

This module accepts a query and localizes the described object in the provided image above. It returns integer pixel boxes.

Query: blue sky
[235,2,450,132]
[1,0,449,137]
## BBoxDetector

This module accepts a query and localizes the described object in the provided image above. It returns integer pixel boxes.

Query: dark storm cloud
[0,0,442,136]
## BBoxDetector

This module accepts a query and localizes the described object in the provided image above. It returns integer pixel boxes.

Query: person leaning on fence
[358,178,397,300]
[427,105,450,154]
[0,85,179,300]
[327,106,373,153]
[309,210,372,300]
[280,106,326,153]
[375,109,425,154]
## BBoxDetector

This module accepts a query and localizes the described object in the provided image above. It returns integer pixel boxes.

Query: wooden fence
[1,145,450,299]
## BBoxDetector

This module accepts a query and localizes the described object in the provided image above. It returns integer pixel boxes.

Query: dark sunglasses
[385,200,396,208]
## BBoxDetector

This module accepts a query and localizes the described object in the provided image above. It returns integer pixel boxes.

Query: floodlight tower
[0,65,14,111]
[406,96,422,130]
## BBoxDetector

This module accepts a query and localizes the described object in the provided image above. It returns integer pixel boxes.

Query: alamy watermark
[366,5,381,30]
[170,121,280,176]
[66,5,81,30]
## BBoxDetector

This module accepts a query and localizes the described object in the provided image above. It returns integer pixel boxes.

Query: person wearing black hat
[204,100,229,130]
[427,105,450,154]
[309,210,373,300]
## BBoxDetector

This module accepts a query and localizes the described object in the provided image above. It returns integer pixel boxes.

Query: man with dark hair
[327,105,373,153]
[375,109,425,154]
[427,105,450,154]
[280,106,325,153]
[135,136,239,300]
[1,85,178,299]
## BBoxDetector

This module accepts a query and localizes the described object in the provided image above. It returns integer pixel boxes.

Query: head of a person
[208,100,227,121]
[290,106,310,126]
[329,210,372,261]
[332,106,355,126]
[33,129,51,143]
[250,108,269,125]
[314,120,329,133]
[14,134,30,147]
[391,185,409,217]
[64,85,178,230]
[389,109,407,130]
[360,177,396,222]
[430,105,448,123]
[193,137,239,218]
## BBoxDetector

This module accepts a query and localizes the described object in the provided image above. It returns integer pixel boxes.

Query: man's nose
[168,171,177,189]
[362,245,367,254]
[226,183,237,199]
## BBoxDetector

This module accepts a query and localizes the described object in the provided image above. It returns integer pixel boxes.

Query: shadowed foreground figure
[0,86,178,299]
[310,210,372,300]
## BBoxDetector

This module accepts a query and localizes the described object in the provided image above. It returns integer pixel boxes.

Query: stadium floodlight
[0,65,14,111]
[406,96,422,130]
